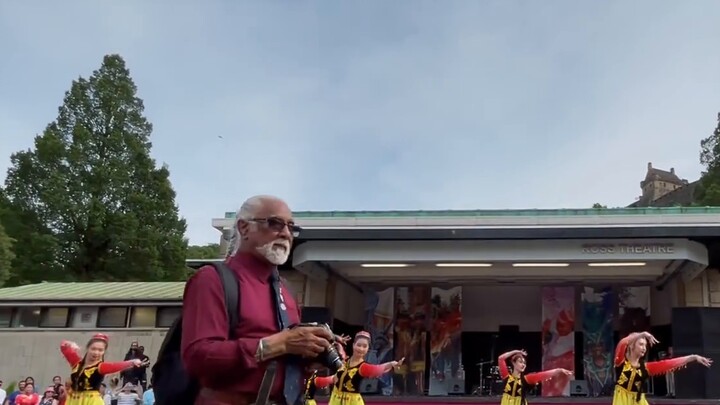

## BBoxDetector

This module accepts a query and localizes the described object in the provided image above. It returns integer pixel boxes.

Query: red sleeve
[314,376,334,388]
[98,360,135,374]
[359,363,387,378]
[614,336,631,366]
[524,370,557,385]
[181,267,259,379]
[646,356,691,376]
[498,356,509,379]
[60,341,82,366]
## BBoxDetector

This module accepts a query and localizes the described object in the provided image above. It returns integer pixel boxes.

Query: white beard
[256,240,290,265]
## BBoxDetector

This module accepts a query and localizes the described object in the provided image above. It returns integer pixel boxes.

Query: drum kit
[470,360,504,396]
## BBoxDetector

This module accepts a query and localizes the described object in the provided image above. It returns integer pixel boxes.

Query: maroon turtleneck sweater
[181,252,301,398]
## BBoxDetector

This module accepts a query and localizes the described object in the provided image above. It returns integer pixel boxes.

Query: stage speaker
[671,307,720,399]
[360,379,378,394]
[301,306,333,327]
[569,380,588,397]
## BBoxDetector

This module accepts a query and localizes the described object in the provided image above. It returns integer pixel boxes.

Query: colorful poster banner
[363,288,396,395]
[428,286,464,395]
[581,287,615,396]
[541,287,575,397]
[618,286,651,338]
[394,286,430,395]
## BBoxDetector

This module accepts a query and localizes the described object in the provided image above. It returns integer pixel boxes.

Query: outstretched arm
[525,368,573,385]
[359,358,404,378]
[647,355,713,376]
[98,360,137,375]
[313,375,336,389]
[60,341,83,367]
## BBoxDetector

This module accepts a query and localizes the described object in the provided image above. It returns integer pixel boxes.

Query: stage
[315,396,719,404]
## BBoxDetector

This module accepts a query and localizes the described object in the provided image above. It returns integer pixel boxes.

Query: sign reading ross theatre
[581,243,675,254]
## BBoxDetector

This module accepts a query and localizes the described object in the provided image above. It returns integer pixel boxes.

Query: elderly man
[182,195,334,405]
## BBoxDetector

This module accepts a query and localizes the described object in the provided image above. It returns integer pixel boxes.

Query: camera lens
[324,345,344,373]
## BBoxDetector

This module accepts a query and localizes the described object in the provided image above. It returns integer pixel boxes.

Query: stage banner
[618,286,651,338]
[394,286,431,395]
[541,287,575,397]
[363,288,395,396]
[581,287,615,397]
[428,286,464,395]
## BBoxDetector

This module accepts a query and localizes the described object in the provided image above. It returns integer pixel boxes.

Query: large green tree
[2,54,187,282]
[187,243,222,260]
[696,112,720,205]
[0,222,14,286]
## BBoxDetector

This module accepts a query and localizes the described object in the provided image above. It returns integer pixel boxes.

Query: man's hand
[283,326,334,358]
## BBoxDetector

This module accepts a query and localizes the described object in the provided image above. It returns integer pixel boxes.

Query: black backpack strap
[210,262,240,336]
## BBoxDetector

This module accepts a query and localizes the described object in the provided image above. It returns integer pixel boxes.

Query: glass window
[130,307,157,328]
[97,307,128,328]
[156,307,182,328]
[40,307,69,327]
[0,308,13,327]
[11,307,41,327]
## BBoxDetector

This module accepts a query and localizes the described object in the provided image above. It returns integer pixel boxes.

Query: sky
[1,1,720,245]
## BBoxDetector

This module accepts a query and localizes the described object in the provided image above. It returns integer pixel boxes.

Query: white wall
[461,283,676,332]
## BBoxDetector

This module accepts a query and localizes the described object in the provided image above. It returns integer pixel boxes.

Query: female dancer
[60,334,145,405]
[613,331,712,405]
[317,331,404,405]
[303,341,348,405]
[498,349,572,405]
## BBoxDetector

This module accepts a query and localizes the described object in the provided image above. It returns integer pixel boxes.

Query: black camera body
[294,322,344,373]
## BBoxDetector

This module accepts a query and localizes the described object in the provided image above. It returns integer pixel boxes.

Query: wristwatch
[255,339,266,362]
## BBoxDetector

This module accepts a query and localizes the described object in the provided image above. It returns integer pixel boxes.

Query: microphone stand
[489,335,498,396]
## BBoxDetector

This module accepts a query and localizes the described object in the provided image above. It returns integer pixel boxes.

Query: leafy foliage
[2,54,187,282]
[187,243,222,260]
[0,221,14,286]
[696,112,720,206]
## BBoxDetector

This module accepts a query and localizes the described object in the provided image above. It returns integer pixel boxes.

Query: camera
[294,322,344,373]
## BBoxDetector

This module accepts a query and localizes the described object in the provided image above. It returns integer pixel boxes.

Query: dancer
[302,342,348,405]
[498,349,572,405]
[613,331,712,405]
[318,331,404,405]
[60,334,145,405]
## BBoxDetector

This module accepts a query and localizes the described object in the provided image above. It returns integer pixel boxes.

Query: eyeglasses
[250,217,302,237]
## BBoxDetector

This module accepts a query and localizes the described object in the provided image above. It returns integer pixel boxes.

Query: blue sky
[1,1,720,245]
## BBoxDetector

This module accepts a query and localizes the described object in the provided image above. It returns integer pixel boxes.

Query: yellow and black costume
[60,334,136,405]
[613,336,693,405]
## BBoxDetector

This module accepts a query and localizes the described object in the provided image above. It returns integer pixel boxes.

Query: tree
[187,243,222,260]
[696,112,720,206]
[2,54,187,282]
[592,203,607,209]
[0,222,14,286]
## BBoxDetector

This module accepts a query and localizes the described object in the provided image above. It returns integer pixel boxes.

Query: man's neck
[230,251,275,279]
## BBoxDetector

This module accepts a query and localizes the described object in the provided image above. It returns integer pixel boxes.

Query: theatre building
[214,207,720,402]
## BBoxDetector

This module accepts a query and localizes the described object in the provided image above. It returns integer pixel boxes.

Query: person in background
[15,383,39,405]
[38,387,57,405]
[0,380,7,405]
[115,384,140,405]
[50,377,64,405]
[98,385,111,405]
[22,381,34,394]
[141,385,153,405]
[665,347,676,398]
[6,381,27,405]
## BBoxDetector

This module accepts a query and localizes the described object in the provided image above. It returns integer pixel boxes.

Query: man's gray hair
[225,195,282,258]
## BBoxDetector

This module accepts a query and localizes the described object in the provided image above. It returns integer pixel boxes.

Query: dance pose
[317,331,404,405]
[613,331,712,405]
[60,334,145,405]
[498,349,572,405]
